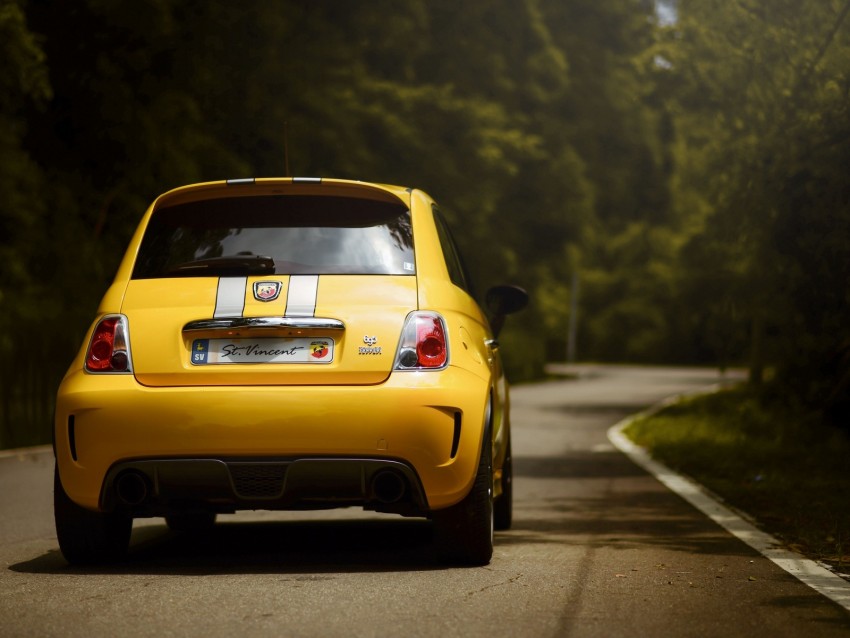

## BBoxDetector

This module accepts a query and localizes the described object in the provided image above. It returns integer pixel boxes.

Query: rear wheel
[54,465,132,566]
[434,432,494,566]
[494,437,513,531]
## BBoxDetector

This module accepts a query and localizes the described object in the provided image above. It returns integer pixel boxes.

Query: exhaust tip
[115,471,149,506]
[371,470,407,504]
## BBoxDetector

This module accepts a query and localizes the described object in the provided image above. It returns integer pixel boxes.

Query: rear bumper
[55,366,489,513]
[103,457,428,517]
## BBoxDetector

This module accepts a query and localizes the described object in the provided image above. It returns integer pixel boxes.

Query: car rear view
[54,178,526,566]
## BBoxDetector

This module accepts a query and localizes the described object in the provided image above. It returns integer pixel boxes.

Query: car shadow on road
[9,517,454,576]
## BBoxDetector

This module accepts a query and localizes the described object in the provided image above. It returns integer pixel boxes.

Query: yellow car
[54,178,527,566]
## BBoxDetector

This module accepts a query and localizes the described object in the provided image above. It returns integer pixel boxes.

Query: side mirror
[485,285,529,337]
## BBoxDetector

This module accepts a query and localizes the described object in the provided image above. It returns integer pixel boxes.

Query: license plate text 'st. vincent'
[190,338,334,365]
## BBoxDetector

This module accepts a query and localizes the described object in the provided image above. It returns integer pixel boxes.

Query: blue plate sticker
[191,339,209,365]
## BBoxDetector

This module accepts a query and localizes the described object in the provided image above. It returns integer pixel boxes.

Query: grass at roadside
[623,387,850,571]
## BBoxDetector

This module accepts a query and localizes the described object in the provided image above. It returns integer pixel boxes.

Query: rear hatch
[121,181,418,387]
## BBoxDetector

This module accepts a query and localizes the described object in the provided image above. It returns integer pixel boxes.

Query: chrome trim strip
[285,274,319,317]
[183,317,345,332]
[214,277,247,318]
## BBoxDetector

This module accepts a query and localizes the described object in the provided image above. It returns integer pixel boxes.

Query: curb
[607,395,850,613]
[0,444,52,460]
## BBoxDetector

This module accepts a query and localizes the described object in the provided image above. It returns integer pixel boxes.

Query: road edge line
[607,395,850,613]
[0,444,53,460]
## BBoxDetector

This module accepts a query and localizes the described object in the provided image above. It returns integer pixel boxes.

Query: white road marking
[608,395,850,612]
[0,444,52,460]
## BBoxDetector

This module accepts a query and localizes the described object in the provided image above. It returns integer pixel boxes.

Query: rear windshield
[132,195,415,279]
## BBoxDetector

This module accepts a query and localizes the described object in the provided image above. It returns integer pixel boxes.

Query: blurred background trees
[1,0,848,446]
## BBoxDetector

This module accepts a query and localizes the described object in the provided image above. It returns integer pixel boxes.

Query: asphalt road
[2,365,849,637]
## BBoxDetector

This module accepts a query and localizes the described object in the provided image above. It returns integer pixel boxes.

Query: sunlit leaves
[666,0,850,405]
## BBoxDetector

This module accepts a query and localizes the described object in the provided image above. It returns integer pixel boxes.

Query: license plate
[190,338,334,365]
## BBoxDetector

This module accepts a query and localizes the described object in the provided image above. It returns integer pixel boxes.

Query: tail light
[394,312,449,370]
[85,315,133,373]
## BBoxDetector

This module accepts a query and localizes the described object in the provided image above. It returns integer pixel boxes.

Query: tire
[494,437,513,531]
[165,511,217,533]
[434,431,494,566]
[54,464,132,566]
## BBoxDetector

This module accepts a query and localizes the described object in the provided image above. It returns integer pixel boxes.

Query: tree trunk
[749,312,765,387]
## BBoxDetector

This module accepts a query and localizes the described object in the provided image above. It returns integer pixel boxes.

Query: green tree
[663,0,850,417]
[0,0,54,446]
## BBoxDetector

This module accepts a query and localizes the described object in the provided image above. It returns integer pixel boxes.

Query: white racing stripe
[214,277,247,318]
[285,275,319,317]
[214,275,318,319]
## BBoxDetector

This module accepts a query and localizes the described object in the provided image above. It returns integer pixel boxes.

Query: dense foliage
[1,0,848,446]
